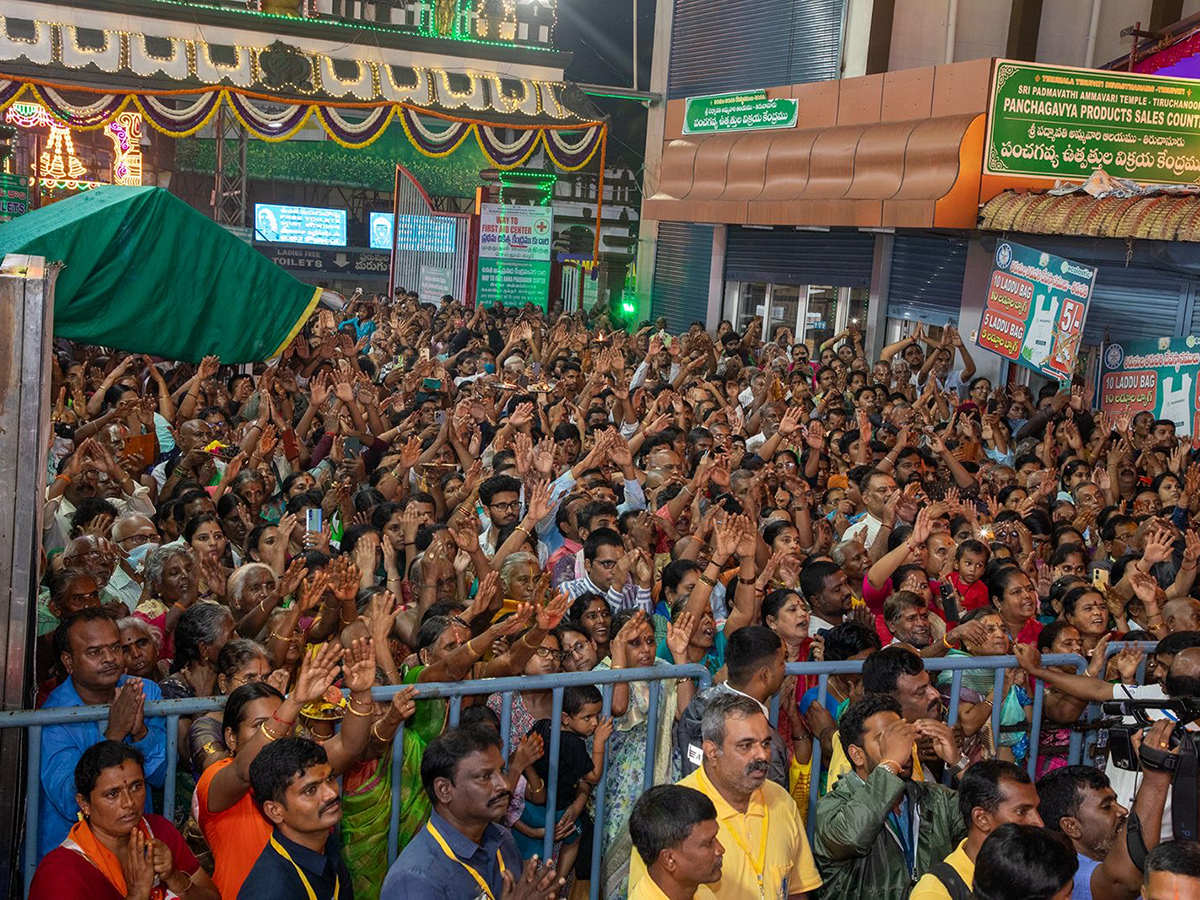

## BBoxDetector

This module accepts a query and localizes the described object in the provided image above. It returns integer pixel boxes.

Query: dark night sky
[554,0,659,178]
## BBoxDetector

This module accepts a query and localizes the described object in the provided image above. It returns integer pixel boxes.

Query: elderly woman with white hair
[498,550,540,617]
[134,544,195,663]
[225,560,308,640]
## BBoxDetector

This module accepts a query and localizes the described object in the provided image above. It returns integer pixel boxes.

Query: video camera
[1101,697,1200,771]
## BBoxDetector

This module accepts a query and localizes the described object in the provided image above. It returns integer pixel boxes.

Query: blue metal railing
[5,664,713,897]
[5,646,1155,896]
[784,653,1090,827]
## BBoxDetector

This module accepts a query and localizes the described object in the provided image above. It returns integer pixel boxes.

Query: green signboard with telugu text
[985,59,1200,184]
[683,90,799,135]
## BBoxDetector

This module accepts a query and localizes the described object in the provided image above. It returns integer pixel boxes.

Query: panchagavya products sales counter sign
[985,59,1200,184]
[1100,338,1200,435]
[974,240,1095,383]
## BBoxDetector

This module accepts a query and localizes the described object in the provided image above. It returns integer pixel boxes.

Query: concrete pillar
[865,233,893,361]
[706,225,727,330]
[634,0,676,322]
[958,236,1010,388]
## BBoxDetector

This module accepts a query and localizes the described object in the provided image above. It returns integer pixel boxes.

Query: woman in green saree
[341,685,418,900]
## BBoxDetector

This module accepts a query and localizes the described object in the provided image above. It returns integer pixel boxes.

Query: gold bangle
[466,637,480,656]
[698,573,716,587]
[259,721,280,742]
[346,699,374,717]
[521,633,540,648]
[371,720,390,743]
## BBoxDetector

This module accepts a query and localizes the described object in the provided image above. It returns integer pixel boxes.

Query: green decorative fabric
[0,185,319,363]
[173,127,488,198]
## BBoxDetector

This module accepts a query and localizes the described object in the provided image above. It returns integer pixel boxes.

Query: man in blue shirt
[39,608,166,858]
[382,725,561,900]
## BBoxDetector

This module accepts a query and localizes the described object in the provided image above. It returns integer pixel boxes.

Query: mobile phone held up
[305,508,323,534]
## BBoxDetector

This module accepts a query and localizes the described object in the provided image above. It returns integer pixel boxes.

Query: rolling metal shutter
[724,227,874,287]
[667,0,845,100]
[887,234,969,327]
[651,222,713,331]
[1087,264,1192,344]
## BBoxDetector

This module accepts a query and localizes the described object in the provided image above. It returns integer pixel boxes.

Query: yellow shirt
[629,874,675,900]
[825,731,924,791]
[910,839,974,900]
[628,764,823,900]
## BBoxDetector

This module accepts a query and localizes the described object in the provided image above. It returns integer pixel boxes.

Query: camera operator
[1015,642,1200,844]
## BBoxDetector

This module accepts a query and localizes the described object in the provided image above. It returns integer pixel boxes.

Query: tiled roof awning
[980,191,1200,242]
[643,113,986,230]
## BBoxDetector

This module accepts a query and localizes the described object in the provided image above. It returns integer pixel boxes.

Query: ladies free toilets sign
[1099,338,1200,435]
[976,240,1095,382]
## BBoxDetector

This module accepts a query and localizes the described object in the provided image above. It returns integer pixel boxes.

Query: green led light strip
[145,0,558,50]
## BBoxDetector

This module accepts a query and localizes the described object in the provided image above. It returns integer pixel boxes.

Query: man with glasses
[559,528,654,614]
[112,512,160,561]
[478,474,549,566]
[63,533,142,612]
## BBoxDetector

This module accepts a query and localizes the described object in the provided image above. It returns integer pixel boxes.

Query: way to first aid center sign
[975,240,1096,383]
[1100,338,1200,435]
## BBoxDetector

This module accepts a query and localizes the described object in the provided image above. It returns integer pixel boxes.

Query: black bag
[928,860,973,900]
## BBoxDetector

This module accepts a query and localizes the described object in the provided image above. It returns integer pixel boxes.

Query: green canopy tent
[0,185,337,363]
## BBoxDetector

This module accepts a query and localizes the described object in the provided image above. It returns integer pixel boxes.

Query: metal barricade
[1,664,712,898]
[785,653,1087,828]
[5,646,1154,896]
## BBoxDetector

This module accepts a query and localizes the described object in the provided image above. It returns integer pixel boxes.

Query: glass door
[767,285,801,343]
[737,283,768,332]
[803,286,838,352]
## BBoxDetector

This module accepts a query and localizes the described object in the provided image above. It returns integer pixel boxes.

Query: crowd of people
[24,292,1200,900]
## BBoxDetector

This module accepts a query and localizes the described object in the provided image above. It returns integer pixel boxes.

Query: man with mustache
[38,607,167,858]
[239,738,352,900]
[1036,764,1148,900]
[824,646,964,790]
[628,785,724,900]
[674,626,790,789]
[630,693,822,899]
[813,694,964,900]
[382,725,562,900]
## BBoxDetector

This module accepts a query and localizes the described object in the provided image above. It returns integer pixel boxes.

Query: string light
[6,100,144,188]
[105,112,144,185]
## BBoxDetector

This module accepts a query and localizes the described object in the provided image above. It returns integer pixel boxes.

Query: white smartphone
[305,508,323,533]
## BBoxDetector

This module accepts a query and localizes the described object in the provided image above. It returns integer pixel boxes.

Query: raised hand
[104,679,146,742]
[389,685,418,722]
[297,570,332,613]
[149,836,175,881]
[342,637,377,694]
[329,555,363,603]
[665,611,697,661]
[292,640,342,705]
[122,829,157,900]
[501,856,564,900]
[511,731,545,774]
[609,609,647,668]
[536,591,571,631]
[278,557,308,600]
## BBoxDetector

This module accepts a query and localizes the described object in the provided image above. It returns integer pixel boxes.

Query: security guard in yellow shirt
[628,693,822,900]
[628,785,725,900]
[910,759,1043,900]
